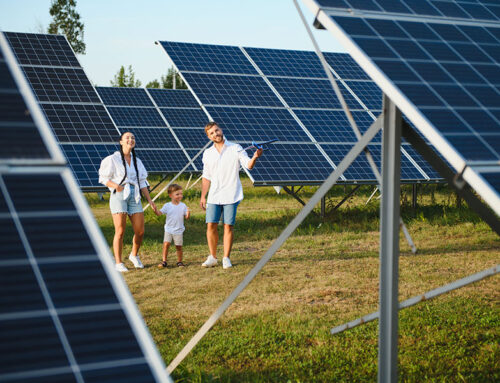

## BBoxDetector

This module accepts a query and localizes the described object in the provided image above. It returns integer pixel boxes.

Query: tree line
[47,0,186,89]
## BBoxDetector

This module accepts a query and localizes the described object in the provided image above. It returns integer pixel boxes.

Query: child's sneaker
[115,263,128,272]
[129,254,144,269]
[158,261,167,268]
[222,257,232,269]
[202,255,217,268]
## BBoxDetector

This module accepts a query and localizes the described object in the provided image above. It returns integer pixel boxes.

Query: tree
[110,65,142,87]
[145,67,187,89]
[48,0,85,54]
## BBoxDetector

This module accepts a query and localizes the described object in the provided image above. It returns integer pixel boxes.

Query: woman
[99,132,158,272]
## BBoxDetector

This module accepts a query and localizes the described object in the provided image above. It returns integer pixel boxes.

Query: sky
[0,0,345,86]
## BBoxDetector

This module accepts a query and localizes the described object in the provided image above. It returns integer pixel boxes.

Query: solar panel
[161,41,442,185]
[0,31,171,383]
[159,108,208,127]
[148,88,199,108]
[4,32,120,189]
[303,0,500,212]
[136,148,195,172]
[96,86,153,107]
[106,106,167,127]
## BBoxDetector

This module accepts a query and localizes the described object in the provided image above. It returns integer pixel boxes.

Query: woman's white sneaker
[115,263,128,272]
[202,255,218,267]
[222,257,232,269]
[129,254,144,269]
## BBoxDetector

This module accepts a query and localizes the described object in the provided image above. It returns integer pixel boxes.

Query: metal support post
[379,95,401,383]
[321,196,326,219]
[412,184,418,209]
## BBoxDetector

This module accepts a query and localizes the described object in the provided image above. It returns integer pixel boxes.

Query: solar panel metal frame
[302,0,500,215]
[0,30,172,383]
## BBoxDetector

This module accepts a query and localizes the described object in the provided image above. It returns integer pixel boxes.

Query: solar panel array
[0,31,171,383]
[160,41,441,185]
[4,32,120,190]
[96,87,207,172]
[303,0,500,214]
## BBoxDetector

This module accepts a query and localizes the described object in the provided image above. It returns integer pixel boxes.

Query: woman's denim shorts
[109,185,143,215]
[205,201,239,226]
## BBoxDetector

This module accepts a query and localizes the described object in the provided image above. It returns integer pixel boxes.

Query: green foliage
[48,0,85,54]
[146,66,187,89]
[110,65,142,87]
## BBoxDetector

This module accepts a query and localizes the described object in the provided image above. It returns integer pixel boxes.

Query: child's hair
[168,183,183,195]
[204,121,219,135]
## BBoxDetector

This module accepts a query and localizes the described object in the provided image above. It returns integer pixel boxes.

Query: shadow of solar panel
[206,106,312,142]
[96,87,154,107]
[160,41,258,74]
[148,88,200,108]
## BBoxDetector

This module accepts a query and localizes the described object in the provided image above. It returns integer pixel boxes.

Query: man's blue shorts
[206,202,240,226]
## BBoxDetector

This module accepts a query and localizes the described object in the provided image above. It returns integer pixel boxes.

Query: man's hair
[204,121,219,135]
[168,183,183,195]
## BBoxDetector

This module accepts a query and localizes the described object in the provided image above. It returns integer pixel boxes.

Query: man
[200,121,263,269]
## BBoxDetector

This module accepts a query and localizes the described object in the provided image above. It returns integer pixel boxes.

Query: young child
[155,184,190,268]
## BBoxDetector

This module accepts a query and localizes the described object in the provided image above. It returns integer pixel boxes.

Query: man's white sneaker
[129,254,144,269]
[202,255,218,268]
[115,263,128,272]
[222,257,232,269]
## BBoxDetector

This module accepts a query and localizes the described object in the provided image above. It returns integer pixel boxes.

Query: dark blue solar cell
[182,72,282,107]
[0,61,17,88]
[446,134,497,161]
[352,110,382,142]
[268,77,341,109]
[432,84,479,107]
[451,42,493,63]
[245,47,327,78]
[60,310,143,365]
[82,364,156,383]
[420,108,469,133]
[0,265,47,314]
[96,87,153,107]
[432,1,470,19]
[40,103,119,143]
[485,26,500,42]
[0,316,70,374]
[397,83,444,107]
[482,172,500,194]
[485,5,500,21]
[4,174,76,212]
[398,21,439,40]
[346,0,382,11]
[344,80,382,110]
[39,260,118,308]
[460,25,497,44]
[401,144,441,179]
[5,32,80,67]
[367,19,407,38]
[441,63,486,84]
[473,64,500,85]
[479,44,500,62]
[159,108,208,127]
[405,0,442,16]
[387,39,432,60]
[465,85,500,108]
[127,127,180,149]
[429,23,470,42]
[186,149,204,170]
[205,106,311,142]
[22,66,101,104]
[324,52,371,80]
[0,217,28,260]
[419,41,462,61]
[322,143,382,180]
[160,41,257,74]
[374,0,412,13]
[135,148,195,172]
[456,109,499,134]
[460,3,497,21]
[353,37,398,59]
[315,0,350,8]
[408,62,454,83]
[293,109,358,142]
[173,128,209,148]
[374,60,419,82]
[107,107,166,127]
[148,88,200,108]
[20,215,96,258]
[485,135,500,157]
[334,16,374,36]
[250,143,333,184]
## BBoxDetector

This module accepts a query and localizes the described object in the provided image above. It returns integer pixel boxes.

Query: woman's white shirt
[98,151,149,203]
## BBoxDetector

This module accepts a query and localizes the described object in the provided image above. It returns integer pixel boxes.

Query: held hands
[150,201,160,216]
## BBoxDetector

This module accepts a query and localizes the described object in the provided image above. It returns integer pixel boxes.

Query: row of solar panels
[4,31,443,190]
[0,31,172,382]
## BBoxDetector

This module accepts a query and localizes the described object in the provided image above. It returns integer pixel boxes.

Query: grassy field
[88,177,499,382]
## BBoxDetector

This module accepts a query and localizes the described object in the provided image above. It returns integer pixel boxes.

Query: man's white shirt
[202,139,251,205]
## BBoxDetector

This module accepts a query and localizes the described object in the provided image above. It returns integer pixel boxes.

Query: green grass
[89,178,499,382]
